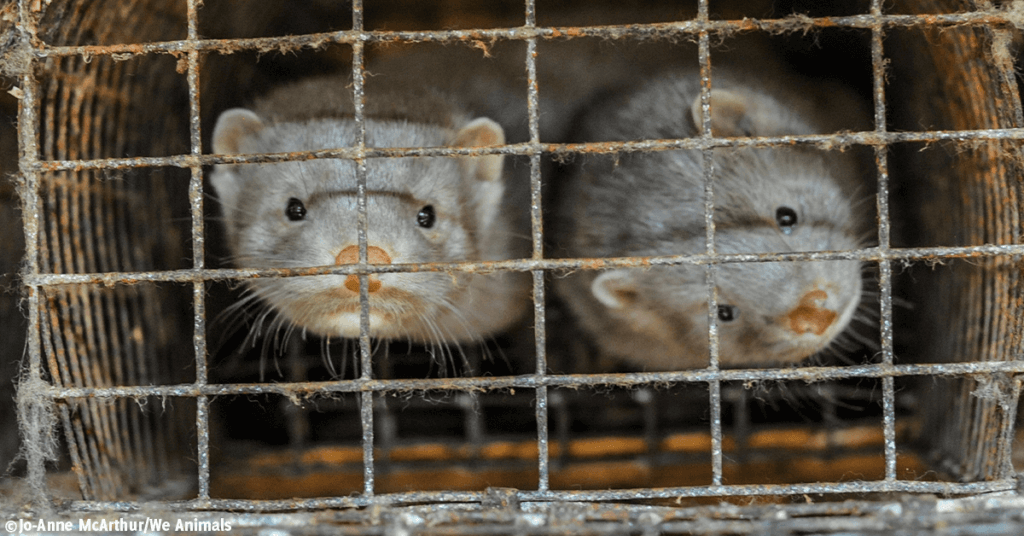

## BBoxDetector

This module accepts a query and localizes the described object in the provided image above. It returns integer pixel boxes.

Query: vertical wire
[695,0,724,488]
[350,0,375,498]
[869,0,897,483]
[185,0,211,499]
[14,0,49,504]
[524,0,549,493]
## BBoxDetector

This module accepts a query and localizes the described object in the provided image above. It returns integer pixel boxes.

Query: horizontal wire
[22,242,1024,287]
[65,479,1017,512]
[32,10,1023,60]
[28,127,1024,172]
[40,360,1024,401]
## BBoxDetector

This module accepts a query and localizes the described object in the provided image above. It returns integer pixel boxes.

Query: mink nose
[786,289,838,336]
[335,245,393,294]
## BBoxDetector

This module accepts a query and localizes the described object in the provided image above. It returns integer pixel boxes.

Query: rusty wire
[59,479,1021,513]
[522,0,552,494]
[693,0,722,490]
[34,359,1024,402]
[21,128,1024,174]
[869,0,899,484]
[18,243,1023,288]
[10,0,1024,518]
[14,0,49,501]
[26,11,1024,61]
[349,0,379,499]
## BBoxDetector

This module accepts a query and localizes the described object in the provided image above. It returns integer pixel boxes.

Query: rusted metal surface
[184,0,212,502]
[59,480,1022,513]
[26,10,1024,61]
[347,0,380,500]
[13,0,49,505]
[868,0,899,484]
[21,128,1024,174]
[18,243,1024,289]
[693,0,729,490]
[35,360,1024,402]
[523,1,552,493]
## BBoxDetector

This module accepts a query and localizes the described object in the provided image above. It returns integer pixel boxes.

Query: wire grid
[7,0,1024,518]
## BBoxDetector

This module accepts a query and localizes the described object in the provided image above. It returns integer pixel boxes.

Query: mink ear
[689,89,751,137]
[210,108,265,216]
[212,108,265,155]
[453,117,507,236]
[592,270,640,310]
[451,117,506,182]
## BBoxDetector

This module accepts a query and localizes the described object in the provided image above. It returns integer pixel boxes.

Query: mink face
[209,80,528,346]
[555,69,869,370]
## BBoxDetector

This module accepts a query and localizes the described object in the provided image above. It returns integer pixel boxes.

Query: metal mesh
[4,0,1024,531]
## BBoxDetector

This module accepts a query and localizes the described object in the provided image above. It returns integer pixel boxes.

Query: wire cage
[3,0,1024,533]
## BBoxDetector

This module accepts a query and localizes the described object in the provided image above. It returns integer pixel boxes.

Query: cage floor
[211,419,925,501]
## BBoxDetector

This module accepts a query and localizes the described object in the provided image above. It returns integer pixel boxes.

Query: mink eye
[286,198,307,221]
[417,205,436,228]
[775,206,798,234]
[717,304,739,322]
